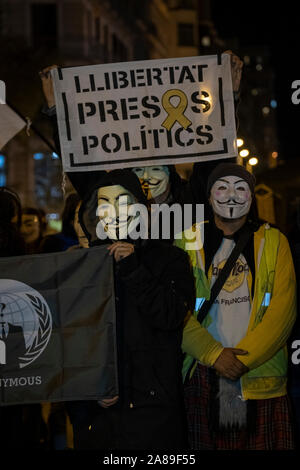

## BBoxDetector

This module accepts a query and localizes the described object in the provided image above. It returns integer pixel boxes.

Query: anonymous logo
[0,280,52,369]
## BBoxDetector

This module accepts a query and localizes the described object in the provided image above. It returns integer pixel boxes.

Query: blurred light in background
[47,213,59,220]
[249,157,258,166]
[0,154,6,186]
[33,153,44,160]
[201,36,211,47]
[262,106,270,116]
[46,213,61,232]
[237,138,244,147]
[239,149,249,157]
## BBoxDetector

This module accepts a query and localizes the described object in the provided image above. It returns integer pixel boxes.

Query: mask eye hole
[98,203,110,210]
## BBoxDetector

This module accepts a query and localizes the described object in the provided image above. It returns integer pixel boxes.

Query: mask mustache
[216,198,246,206]
[141,179,161,187]
[103,215,132,226]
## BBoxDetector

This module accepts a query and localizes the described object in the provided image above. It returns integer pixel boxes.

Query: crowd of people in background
[0,186,86,449]
[0,162,299,451]
[0,50,299,451]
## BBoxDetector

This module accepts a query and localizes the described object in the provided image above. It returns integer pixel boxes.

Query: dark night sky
[211,1,300,161]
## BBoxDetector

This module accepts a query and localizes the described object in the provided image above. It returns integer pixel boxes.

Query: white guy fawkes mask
[97,185,137,240]
[132,166,170,200]
[210,175,252,220]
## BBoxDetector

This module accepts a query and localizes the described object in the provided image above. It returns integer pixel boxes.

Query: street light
[237,138,244,147]
[239,149,249,158]
[248,157,258,166]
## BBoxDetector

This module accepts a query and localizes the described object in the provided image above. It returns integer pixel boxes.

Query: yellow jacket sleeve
[182,314,224,367]
[235,233,297,370]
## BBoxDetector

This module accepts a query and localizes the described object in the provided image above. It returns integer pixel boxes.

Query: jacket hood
[79,169,148,245]
[167,165,186,202]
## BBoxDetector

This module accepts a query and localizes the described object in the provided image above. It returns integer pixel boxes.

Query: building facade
[0,0,204,213]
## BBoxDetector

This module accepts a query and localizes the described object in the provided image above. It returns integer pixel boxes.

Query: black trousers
[66,400,188,450]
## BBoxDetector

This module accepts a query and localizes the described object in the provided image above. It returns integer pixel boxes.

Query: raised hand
[224,50,243,93]
[39,65,58,108]
[107,242,135,262]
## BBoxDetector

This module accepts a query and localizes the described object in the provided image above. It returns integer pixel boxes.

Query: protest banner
[0,245,118,405]
[0,104,26,150]
[52,54,237,172]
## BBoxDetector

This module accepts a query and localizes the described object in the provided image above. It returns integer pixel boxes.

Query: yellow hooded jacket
[177,223,297,400]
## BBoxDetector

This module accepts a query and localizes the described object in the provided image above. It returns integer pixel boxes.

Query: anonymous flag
[0,245,118,405]
[0,104,26,149]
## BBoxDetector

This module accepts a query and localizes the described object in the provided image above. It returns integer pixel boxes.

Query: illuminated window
[33,153,44,161]
[270,100,277,109]
[0,154,6,187]
[33,152,63,212]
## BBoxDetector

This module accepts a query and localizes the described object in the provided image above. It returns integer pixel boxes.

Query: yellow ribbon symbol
[161,89,192,131]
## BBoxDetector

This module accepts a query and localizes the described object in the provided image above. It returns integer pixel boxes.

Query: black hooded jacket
[76,169,195,449]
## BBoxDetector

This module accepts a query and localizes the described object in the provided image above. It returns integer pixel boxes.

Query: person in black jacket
[64,169,195,450]
[0,188,47,449]
[0,189,25,448]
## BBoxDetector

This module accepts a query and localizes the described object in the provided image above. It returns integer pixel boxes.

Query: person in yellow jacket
[176,163,297,450]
